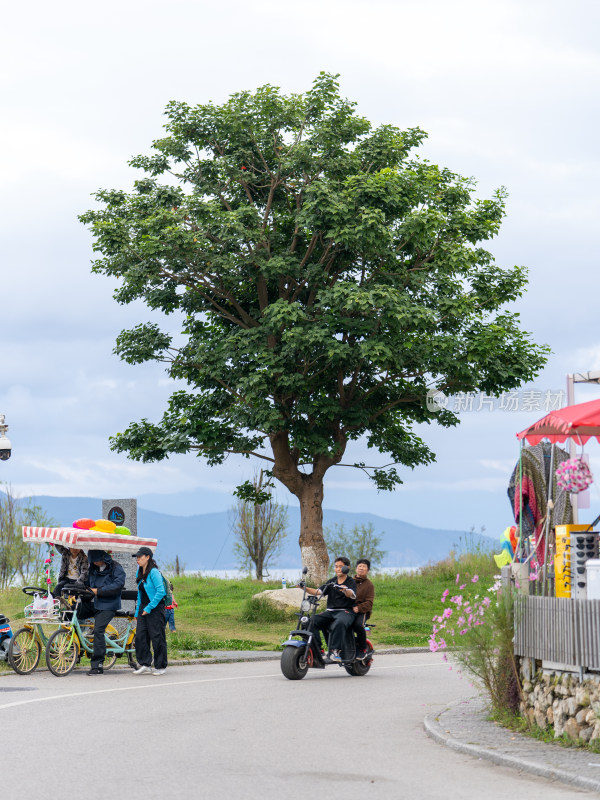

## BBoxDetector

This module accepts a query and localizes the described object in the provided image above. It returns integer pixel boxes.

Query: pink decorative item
[73,518,95,530]
[556,457,594,494]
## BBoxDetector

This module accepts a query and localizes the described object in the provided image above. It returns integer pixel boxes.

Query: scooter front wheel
[281,645,310,680]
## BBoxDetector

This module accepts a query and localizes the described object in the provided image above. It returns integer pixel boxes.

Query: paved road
[0,653,593,798]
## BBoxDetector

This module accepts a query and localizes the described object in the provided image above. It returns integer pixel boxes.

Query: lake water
[183,566,417,581]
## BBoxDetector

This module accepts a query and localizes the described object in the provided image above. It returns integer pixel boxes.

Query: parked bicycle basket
[24,592,60,621]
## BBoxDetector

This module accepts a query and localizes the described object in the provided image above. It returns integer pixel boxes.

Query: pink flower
[456,573,460,584]
[450,595,463,606]
[442,607,453,619]
[429,638,439,652]
[459,629,468,635]
[441,589,449,603]
[482,596,491,607]
[459,584,466,590]
[471,575,479,583]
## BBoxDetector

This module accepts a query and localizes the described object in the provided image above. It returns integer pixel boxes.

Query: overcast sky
[2,0,600,536]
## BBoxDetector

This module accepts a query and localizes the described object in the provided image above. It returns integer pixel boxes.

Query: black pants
[78,602,114,670]
[352,613,368,650]
[313,609,355,652]
[135,605,168,669]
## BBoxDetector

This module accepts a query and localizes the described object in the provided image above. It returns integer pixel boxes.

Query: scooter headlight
[300,615,309,624]
[300,599,311,613]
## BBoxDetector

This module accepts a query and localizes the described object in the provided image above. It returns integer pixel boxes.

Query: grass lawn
[0,549,497,667]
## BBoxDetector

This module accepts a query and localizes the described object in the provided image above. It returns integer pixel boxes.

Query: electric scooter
[280,566,374,680]
[0,613,13,661]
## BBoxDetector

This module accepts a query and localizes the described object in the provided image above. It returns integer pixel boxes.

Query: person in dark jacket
[80,550,126,675]
[131,547,168,675]
[305,556,357,662]
[52,545,89,598]
[352,558,375,660]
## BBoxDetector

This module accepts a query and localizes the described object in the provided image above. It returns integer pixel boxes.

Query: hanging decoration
[44,544,55,594]
[555,457,594,494]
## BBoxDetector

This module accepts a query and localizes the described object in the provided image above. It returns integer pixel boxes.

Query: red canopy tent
[515,398,600,595]
[517,397,600,445]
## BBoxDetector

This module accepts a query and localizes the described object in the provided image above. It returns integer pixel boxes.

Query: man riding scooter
[304,556,357,662]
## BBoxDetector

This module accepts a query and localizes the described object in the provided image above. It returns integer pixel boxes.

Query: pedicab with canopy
[8,525,157,676]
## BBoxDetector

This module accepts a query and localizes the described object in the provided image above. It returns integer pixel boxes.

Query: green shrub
[168,631,269,652]
[239,597,295,624]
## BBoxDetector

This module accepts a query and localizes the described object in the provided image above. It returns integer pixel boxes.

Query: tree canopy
[80,73,548,581]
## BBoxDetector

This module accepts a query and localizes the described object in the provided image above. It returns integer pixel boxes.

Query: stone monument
[102,498,138,613]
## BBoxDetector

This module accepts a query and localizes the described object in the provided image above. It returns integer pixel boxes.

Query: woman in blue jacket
[131,546,168,675]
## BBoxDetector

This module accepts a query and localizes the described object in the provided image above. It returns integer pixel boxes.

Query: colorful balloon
[92,519,117,533]
[72,518,95,530]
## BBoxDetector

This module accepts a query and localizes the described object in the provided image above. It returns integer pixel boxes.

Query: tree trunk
[298,478,329,585]
[254,505,263,580]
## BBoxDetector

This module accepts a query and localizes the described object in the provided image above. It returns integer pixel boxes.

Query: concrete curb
[0,645,427,676]
[424,698,600,793]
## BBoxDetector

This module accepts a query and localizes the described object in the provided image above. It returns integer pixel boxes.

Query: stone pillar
[102,498,138,613]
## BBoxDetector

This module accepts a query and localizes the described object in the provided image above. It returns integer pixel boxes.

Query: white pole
[566,374,578,524]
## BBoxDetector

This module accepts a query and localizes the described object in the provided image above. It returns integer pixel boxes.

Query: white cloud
[2,0,600,532]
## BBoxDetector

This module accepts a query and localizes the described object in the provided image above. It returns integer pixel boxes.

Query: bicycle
[7,586,93,675]
[44,586,138,677]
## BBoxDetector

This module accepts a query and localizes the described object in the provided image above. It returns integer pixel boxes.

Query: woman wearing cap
[131,547,168,675]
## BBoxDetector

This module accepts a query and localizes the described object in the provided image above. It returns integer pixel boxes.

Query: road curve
[0,653,593,798]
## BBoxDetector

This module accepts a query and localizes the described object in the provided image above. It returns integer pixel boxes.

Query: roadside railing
[514,595,600,670]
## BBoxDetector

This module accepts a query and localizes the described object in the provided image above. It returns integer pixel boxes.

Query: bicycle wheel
[127,650,139,670]
[103,625,120,671]
[46,628,79,676]
[7,627,41,675]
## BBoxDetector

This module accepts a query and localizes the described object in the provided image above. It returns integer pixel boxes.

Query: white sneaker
[132,665,152,675]
[152,668,166,675]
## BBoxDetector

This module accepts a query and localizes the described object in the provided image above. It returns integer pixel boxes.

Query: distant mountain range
[17,493,496,570]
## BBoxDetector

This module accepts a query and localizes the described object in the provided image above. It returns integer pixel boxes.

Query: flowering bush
[429,572,521,713]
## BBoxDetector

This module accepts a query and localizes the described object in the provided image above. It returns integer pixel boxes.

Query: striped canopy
[22,526,157,554]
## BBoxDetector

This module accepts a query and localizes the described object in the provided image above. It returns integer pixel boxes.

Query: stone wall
[520,661,600,741]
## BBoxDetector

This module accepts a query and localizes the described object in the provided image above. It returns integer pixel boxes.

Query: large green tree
[81,73,548,582]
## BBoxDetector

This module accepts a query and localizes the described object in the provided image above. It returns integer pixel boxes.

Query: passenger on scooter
[352,558,374,660]
[305,556,357,663]
[52,545,89,598]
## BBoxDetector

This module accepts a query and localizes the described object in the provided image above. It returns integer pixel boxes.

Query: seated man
[352,558,375,660]
[305,556,357,662]
[79,550,125,676]
[52,545,89,598]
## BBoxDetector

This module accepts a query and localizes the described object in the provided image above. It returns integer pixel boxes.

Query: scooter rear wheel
[281,645,310,680]
[8,627,41,675]
[344,658,372,676]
